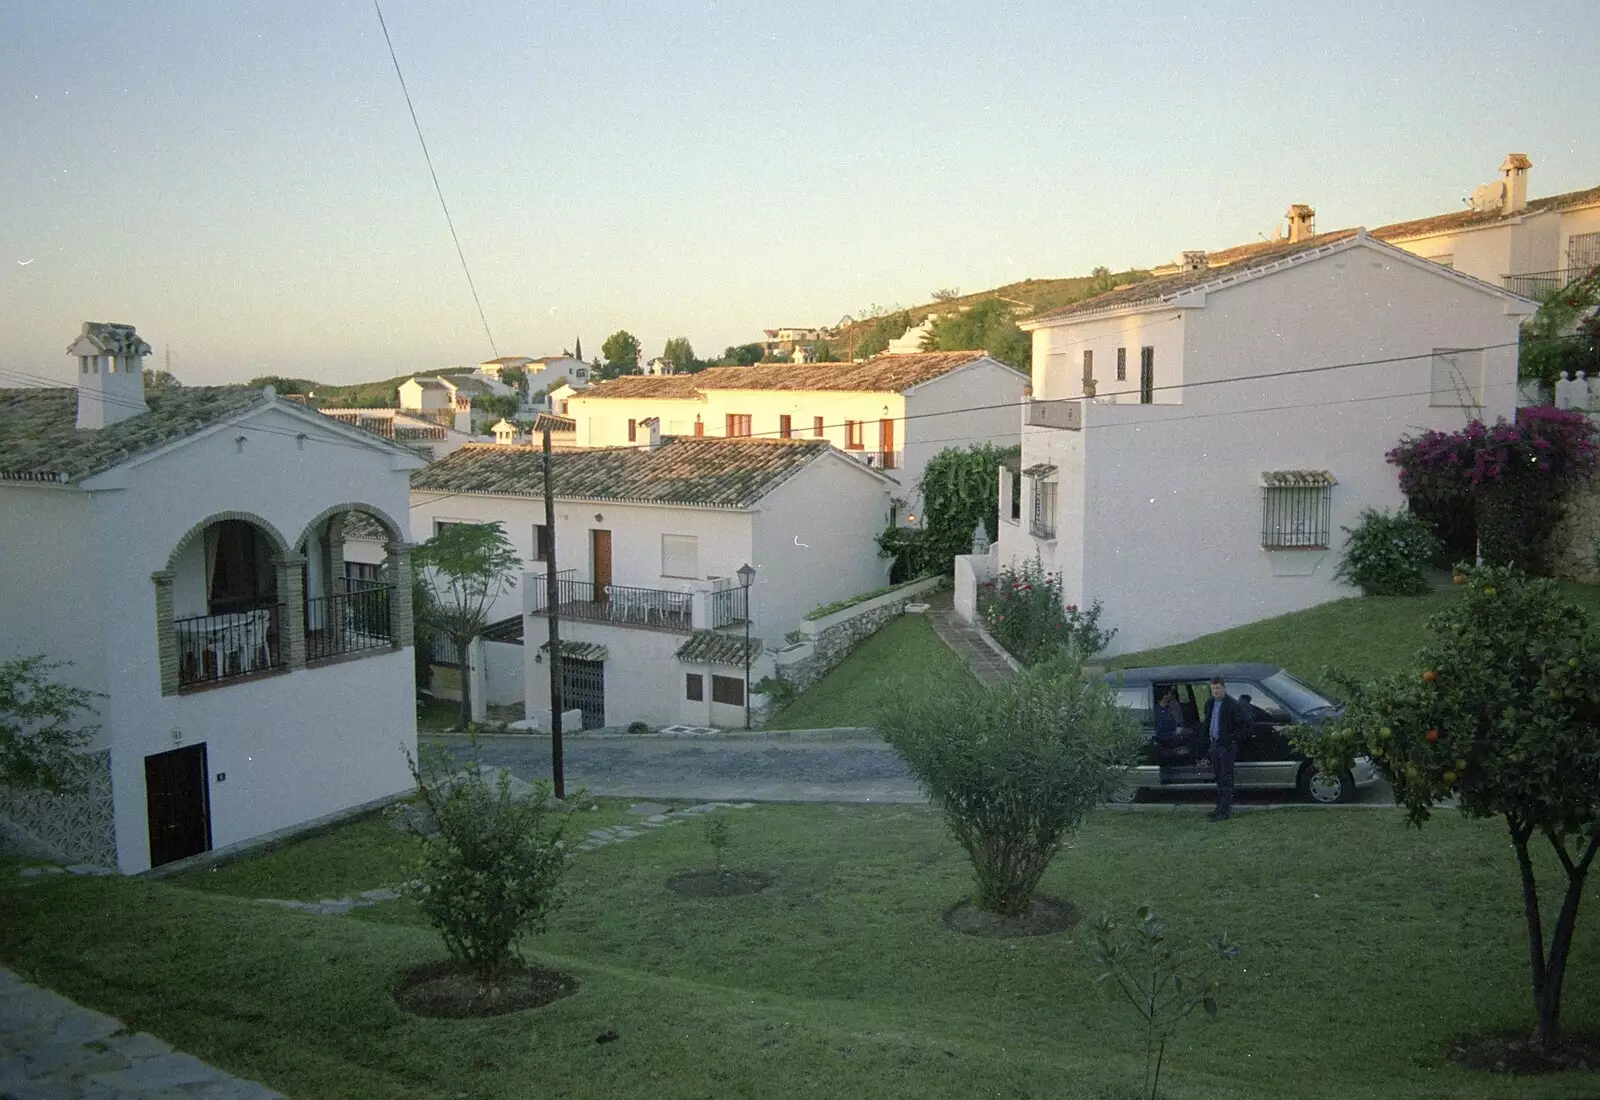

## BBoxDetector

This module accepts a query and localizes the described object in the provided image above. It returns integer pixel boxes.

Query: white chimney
[1501,153,1531,215]
[639,416,662,450]
[1179,250,1208,272]
[67,321,151,430]
[1285,204,1316,243]
[491,418,520,445]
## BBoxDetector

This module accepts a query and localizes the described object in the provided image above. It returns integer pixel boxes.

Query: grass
[1107,581,1600,693]
[6,803,1600,1098]
[764,613,976,730]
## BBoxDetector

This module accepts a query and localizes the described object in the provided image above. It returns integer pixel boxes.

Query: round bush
[1335,508,1440,596]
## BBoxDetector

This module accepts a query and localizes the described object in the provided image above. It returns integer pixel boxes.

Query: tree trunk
[456,644,472,730]
[1532,832,1600,1049]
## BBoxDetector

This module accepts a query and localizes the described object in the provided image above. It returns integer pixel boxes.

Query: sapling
[703,816,731,874]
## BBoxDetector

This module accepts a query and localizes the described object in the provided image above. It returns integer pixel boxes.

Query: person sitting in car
[1152,688,1192,750]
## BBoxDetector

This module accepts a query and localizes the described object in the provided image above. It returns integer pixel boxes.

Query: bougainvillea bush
[978,557,1115,665]
[1387,406,1598,573]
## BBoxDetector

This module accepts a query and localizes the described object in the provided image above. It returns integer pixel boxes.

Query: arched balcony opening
[161,514,293,690]
[297,506,413,665]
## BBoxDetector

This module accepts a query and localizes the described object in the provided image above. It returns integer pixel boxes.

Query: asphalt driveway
[424,732,1397,808]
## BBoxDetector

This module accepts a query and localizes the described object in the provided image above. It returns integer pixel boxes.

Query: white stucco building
[409,435,897,728]
[315,406,478,461]
[0,323,423,873]
[564,351,1027,519]
[980,231,1536,656]
[398,374,498,433]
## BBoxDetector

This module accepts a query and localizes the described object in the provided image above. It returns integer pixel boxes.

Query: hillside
[828,267,1153,357]
[248,366,462,408]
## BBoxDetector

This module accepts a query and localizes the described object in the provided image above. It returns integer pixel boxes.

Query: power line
[372,0,498,359]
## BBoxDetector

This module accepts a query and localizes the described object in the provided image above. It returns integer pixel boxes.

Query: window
[533,524,552,563]
[1008,469,1022,521]
[1082,349,1094,387]
[574,367,588,379]
[1139,346,1155,404]
[712,674,745,706]
[1568,233,1600,271]
[661,534,699,578]
[433,519,466,536]
[1116,347,1127,382]
[1261,477,1334,549]
[813,416,825,438]
[345,561,381,585]
[1030,479,1058,540]
[845,420,863,449]
[627,418,637,442]
[779,414,792,439]
[1113,686,1152,725]
[726,413,752,437]
[1428,348,1483,407]
[685,673,704,702]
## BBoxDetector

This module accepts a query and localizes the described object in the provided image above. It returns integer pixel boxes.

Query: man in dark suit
[1202,677,1249,821]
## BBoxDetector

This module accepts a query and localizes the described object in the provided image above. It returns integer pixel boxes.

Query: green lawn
[1107,581,1600,692]
[5,804,1600,1099]
[764,612,977,730]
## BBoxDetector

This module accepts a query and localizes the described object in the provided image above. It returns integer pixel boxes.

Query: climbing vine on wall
[879,444,1018,578]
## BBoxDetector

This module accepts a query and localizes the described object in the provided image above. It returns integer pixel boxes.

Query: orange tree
[1296,565,1600,1049]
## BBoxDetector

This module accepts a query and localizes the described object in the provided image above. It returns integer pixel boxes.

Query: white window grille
[1260,471,1335,550]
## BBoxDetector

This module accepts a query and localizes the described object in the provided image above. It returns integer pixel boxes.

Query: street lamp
[737,562,756,729]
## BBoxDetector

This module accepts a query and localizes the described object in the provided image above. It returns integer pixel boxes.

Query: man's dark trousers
[1210,744,1236,818]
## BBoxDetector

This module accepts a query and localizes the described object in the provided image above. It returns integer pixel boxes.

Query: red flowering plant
[978,556,1116,666]
[1387,406,1597,574]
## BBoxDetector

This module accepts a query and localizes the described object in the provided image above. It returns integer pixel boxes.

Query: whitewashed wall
[84,402,419,872]
[901,361,1027,510]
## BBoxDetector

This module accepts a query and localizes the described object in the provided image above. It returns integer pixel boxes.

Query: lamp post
[737,562,755,729]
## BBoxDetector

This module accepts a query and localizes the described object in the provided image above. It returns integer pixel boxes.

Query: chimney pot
[1501,153,1531,215]
[1286,204,1316,243]
[67,321,151,430]
[1179,250,1208,273]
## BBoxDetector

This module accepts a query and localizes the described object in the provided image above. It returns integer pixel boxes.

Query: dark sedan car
[1100,663,1377,803]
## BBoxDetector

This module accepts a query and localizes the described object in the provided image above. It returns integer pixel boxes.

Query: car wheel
[1108,784,1143,804]
[1299,763,1354,804]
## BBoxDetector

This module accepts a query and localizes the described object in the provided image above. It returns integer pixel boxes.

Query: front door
[145,744,211,867]
[879,418,895,468]
[592,529,612,604]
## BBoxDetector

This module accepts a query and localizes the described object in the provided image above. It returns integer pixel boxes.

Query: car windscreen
[1260,670,1336,716]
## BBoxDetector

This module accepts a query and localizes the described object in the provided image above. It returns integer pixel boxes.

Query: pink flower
[1065,603,1078,613]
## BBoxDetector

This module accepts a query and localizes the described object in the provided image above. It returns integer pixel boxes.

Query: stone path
[924,591,1018,687]
[0,967,284,1099]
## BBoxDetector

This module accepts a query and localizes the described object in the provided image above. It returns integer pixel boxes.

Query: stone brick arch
[163,509,290,573]
[293,501,405,554]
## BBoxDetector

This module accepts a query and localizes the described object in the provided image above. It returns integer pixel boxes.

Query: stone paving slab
[0,967,284,1099]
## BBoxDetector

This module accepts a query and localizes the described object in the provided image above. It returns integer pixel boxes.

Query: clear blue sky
[3,0,1595,385]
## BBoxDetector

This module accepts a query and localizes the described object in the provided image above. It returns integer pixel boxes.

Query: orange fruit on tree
[1425,729,1440,743]
[1422,670,1438,683]
[1452,573,1467,585]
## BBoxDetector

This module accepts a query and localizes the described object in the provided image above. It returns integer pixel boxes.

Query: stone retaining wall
[774,576,944,695]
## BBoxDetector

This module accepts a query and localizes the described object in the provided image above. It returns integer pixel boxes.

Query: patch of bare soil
[1449,1031,1600,1075]
[394,960,578,1018]
[666,869,773,898]
[941,895,1080,938]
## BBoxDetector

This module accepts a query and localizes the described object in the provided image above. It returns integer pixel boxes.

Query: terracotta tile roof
[531,412,576,433]
[694,351,1000,392]
[441,374,494,395]
[1372,184,1600,243]
[539,638,608,662]
[0,385,265,483]
[675,630,763,667]
[341,511,387,541]
[408,377,448,390]
[576,352,1004,400]
[411,437,837,508]
[1026,232,1358,325]
[573,375,706,400]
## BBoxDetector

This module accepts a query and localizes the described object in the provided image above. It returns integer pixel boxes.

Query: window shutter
[662,534,699,578]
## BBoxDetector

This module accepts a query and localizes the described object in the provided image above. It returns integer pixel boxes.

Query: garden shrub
[397,744,570,980]
[1334,507,1440,596]
[978,557,1115,665]
[876,657,1140,916]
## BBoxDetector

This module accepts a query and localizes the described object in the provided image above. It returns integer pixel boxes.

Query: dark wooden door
[145,744,211,867]
[879,418,896,467]
[592,529,612,602]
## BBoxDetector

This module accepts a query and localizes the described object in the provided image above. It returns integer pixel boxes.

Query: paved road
[425,733,1397,808]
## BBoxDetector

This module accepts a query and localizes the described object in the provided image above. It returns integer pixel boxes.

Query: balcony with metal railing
[175,604,286,688]
[1502,265,1599,300]
[529,571,697,632]
[305,582,397,663]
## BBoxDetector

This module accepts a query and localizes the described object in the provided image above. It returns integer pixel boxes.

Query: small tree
[1333,507,1440,596]
[0,657,98,793]
[877,658,1140,916]
[1091,906,1239,1100]
[412,523,521,728]
[703,816,730,873]
[398,743,569,980]
[1297,565,1600,1049]
[661,336,696,374]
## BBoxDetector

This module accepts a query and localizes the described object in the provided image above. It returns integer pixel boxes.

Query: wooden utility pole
[542,426,565,798]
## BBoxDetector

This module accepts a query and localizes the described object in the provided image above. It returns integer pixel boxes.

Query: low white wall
[799,575,945,635]
[953,550,997,624]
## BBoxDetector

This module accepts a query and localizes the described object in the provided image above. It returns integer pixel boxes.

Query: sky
[2,1,1597,386]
